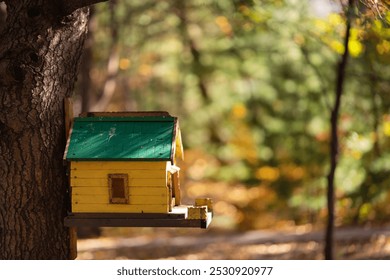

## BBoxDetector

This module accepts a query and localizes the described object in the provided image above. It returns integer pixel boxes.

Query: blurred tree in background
[74,0,390,231]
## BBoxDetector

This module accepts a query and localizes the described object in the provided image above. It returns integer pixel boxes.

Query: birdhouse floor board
[64,211,212,229]
[67,212,186,219]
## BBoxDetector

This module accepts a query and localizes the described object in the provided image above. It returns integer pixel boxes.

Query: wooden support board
[64,207,212,229]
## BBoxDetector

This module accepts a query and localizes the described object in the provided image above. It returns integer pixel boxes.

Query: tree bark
[0,1,89,259]
[0,2,6,31]
[325,0,354,260]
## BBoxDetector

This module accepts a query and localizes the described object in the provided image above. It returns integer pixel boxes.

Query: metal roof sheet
[65,116,176,161]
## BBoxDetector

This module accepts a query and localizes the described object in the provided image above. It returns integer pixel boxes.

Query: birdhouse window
[108,174,129,204]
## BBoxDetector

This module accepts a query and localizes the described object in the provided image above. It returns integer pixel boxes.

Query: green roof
[65,116,177,161]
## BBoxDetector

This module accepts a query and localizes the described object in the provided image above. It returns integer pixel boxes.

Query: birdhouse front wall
[70,161,170,213]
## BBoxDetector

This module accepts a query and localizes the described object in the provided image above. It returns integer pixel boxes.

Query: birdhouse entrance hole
[109,174,129,204]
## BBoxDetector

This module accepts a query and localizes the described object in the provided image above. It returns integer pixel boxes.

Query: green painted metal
[66,116,175,161]
[75,116,175,122]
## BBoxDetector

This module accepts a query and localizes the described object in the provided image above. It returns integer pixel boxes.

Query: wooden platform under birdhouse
[64,205,213,229]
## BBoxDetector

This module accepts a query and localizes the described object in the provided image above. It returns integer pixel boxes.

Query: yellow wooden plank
[72,186,168,196]
[72,187,108,195]
[172,172,181,206]
[187,206,207,219]
[71,161,167,170]
[73,194,168,205]
[130,187,168,196]
[72,203,168,213]
[71,177,166,187]
[73,194,110,203]
[71,169,166,179]
[195,198,213,212]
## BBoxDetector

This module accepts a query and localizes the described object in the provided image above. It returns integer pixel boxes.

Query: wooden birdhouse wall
[70,161,170,213]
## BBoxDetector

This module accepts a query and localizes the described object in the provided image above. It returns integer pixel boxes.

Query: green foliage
[76,0,390,229]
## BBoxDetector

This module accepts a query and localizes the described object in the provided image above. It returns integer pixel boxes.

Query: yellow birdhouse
[63,111,212,228]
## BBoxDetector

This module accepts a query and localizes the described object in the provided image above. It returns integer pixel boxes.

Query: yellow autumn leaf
[232,103,247,119]
[328,13,344,26]
[138,64,152,76]
[330,40,345,54]
[255,166,280,182]
[377,40,390,55]
[119,58,131,70]
[349,39,364,57]
[349,28,360,40]
[351,150,362,160]
[281,164,306,181]
[373,19,383,32]
[373,19,390,37]
[383,121,390,137]
[215,16,232,35]
[314,19,329,33]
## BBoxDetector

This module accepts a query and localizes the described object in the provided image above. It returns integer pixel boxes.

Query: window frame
[108,174,129,204]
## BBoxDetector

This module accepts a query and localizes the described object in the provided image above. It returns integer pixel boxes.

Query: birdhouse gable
[64,113,183,162]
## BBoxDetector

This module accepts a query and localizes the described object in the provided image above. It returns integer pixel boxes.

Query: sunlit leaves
[231,103,247,119]
[82,0,390,229]
[348,28,365,57]
[383,115,390,136]
[215,16,233,36]
[314,13,365,57]
[349,39,364,56]
[255,166,280,182]
[376,39,390,53]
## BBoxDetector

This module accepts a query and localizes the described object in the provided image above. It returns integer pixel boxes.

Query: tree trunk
[0,1,89,259]
[324,0,354,260]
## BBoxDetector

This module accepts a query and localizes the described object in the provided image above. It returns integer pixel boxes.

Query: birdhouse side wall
[69,161,169,213]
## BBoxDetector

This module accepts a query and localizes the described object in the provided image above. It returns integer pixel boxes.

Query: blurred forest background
[74,0,390,259]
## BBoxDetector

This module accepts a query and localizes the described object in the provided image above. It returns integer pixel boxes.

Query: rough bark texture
[0,0,89,259]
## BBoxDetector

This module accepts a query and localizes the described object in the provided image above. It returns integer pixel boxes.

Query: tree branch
[62,0,108,15]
